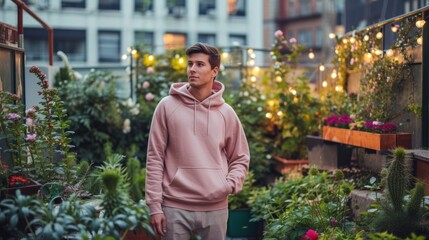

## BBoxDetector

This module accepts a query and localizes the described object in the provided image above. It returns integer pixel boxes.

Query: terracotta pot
[273,156,309,174]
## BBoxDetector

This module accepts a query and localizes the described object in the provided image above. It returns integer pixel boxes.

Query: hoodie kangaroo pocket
[165,167,230,202]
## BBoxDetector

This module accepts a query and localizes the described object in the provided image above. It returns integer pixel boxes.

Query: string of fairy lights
[119,10,426,101]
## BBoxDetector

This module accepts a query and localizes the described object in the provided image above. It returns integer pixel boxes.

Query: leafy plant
[262,30,322,160]
[0,66,78,187]
[224,79,272,183]
[249,167,357,239]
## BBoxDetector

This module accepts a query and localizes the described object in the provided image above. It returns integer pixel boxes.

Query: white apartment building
[0,0,264,71]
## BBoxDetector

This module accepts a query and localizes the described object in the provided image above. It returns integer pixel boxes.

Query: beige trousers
[162,207,228,240]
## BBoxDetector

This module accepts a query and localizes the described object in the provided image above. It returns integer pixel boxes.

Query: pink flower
[145,93,154,101]
[302,229,318,240]
[146,67,155,74]
[143,81,150,89]
[25,107,37,117]
[289,38,297,44]
[26,118,35,128]
[6,113,21,120]
[25,133,37,142]
[274,30,283,38]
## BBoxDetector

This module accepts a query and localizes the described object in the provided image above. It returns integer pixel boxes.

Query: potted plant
[260,30,322,173]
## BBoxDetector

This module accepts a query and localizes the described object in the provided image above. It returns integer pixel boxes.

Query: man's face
[187,53,218,89]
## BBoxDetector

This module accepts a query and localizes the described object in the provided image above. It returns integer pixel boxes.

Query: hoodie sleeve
[145,100,168,215]
[223,106,250,194]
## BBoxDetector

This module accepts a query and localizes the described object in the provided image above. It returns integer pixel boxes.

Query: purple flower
[25,134,37,142]
[381,123,396,133]
[6,113,21,120]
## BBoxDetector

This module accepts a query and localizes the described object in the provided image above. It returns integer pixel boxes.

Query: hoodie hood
[169,81,225,135]
[169,81,225,108]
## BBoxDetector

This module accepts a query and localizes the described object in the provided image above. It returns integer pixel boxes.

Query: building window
[135,0,153,13]
[98,31,121,62]
[24,28,86,62]
[135,31,154,50]
[163,33,187,50]
[167,0,186,17]
[55,29,86,62]
[61,0,85,8]
[199,0,216,16]
[299,0,311,16]
[229,34,247,46]
[288,0,295,17]
[23,28,47,61]
[298,29,312,48]
[99,0,120,10]
[228,0,246,17]
[198,33,216,46]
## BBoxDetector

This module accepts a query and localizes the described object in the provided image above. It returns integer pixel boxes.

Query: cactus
[406,181,425,218]
[386,147,409,211]
[372,147,427,237]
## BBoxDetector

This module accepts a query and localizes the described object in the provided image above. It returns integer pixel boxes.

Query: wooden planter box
[322,126,412,151]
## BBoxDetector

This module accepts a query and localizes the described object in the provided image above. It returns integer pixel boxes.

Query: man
[145,42,250,240]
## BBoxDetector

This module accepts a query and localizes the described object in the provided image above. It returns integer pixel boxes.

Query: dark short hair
[185,42,221,69]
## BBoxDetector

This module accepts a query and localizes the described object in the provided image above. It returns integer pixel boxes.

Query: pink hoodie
[145,81,250,215]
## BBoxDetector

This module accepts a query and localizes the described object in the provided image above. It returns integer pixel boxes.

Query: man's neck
[188,86,213,102]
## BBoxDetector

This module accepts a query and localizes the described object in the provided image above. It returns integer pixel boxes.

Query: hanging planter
[322,126,412,151]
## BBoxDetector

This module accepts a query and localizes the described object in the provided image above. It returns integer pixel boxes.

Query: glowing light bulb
[329,33,336,39]
[277,111,283,117]
[342,38,348,44]
[364,35,369,41]
[222,52,229,59]
[375,49,383,56]
[416,19,426,28]
[391,24,399,32]
[335,85,343,92]
[265,112,273,119]
[350,37,356,43]
[417,36,423,45]
[331,70,337,79]
[376,31,383,39]
[250,76,257,82]
[322,81,328,87]
[386,49,393,57]
[308,51,315,59]
[319,65,325,71]
[364,52,373,62]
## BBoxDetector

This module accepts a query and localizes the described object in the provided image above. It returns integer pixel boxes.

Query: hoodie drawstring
[207,99,211,135]
[194,101,197,135]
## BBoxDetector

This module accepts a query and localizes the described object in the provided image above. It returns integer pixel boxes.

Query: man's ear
[212,66,219,79]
